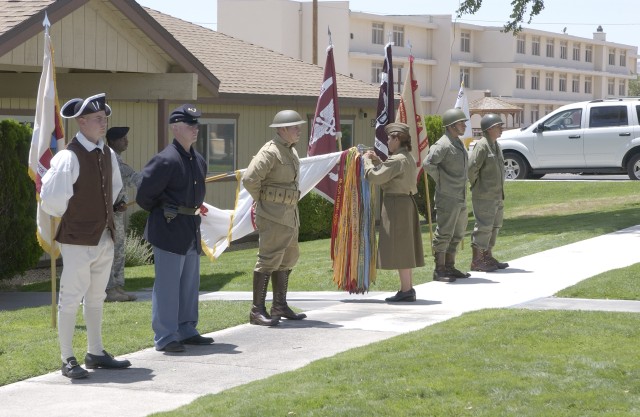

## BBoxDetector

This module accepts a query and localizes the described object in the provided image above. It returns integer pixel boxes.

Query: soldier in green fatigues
[242,110,308,326]
[424,108,470,282]
[468,114,509,272]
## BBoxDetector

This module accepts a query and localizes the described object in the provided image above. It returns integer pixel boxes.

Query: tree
[456,0,545,34]
[629,75,640,97]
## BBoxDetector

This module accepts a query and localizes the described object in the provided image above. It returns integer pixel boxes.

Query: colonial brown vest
[55,138,116,245]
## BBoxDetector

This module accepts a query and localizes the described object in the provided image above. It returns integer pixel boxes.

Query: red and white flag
[28,15,65,257]
[374,42,394,161]
[397,54,429,173]
[308,44,341,202]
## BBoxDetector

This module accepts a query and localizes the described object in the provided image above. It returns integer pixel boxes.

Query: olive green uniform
[424,131,468,254]
[242,135,300,273]
[468,137,505,250]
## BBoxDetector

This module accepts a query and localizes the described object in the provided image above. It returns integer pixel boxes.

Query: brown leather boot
[433,252,456,282]
[487,249,509,269]
[250,271,279,326]
[471,246,498,272]
[445,252,470,278]
[270,270,307,320]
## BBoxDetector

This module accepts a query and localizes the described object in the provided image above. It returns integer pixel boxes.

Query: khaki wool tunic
[364,148,425,270]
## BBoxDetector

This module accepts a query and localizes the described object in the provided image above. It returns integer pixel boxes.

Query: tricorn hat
[169,104,201,125]
[60,93,112,119]
[106,127,130,142]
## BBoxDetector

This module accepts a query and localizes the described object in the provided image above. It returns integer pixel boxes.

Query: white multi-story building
[219,0,638,128]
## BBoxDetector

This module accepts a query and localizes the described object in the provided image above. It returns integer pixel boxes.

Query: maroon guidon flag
[308,43,341,202]
[374,42,394,161]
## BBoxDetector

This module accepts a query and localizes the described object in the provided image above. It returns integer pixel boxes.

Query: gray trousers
[433,194,468,254]
[107,211,125,289]
[471,198,504,250]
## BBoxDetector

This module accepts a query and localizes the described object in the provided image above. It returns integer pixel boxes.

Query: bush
[298,191,333,242]
[124,230,153,267]
[127,209,149,237]
[0,120,43,280]
[413,115,442,220]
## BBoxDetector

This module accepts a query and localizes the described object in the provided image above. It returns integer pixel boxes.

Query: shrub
[127,209,149,237]
[124,230,153,267]
[298,191,333,242]
[0,120,43,280]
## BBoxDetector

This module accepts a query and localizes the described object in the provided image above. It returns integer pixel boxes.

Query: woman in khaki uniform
[363,123,425,302]
[242,110,308,326]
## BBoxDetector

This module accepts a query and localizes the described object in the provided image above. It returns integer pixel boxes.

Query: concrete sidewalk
[2,225,640,417]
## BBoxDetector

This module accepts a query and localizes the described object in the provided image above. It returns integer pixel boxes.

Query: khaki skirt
[377,193,425,270]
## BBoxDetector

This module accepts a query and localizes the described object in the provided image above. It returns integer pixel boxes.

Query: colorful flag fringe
[331,148,377,293]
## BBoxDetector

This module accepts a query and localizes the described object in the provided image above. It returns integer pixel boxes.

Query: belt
[176,206,201,215]
[259,185,300,206]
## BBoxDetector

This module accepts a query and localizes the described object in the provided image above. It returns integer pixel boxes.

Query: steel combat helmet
[481,114,504,131]
[442,108,468,127]
[269,110,307,127]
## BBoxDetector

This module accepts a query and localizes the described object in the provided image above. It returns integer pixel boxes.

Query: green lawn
[2,180,640,415]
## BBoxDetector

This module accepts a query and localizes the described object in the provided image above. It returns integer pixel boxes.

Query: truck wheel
[626,154,640,180]
[504,153,529,180]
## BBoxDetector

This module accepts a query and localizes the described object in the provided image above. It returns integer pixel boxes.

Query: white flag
[200,151,343,260]
[454,80,473,146]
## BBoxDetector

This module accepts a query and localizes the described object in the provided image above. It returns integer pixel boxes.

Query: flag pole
[328,26,342,152]
[50,217,56,327]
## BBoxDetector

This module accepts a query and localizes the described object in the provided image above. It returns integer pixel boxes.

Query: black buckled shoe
[84,350,131,369]
[181,334,214,345]
[385,288,416,302]
[61,357,89,379]
[156,341,186,352]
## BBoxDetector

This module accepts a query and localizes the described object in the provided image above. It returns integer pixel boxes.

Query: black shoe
[156,341,185,352]
[385,288,416,302]
[181,334,214,345]
[84,350,131,369]
[61,357,89,379]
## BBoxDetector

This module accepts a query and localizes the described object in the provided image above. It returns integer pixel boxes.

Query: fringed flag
[308,42,341,202]
[373,42,394,161]
[397,54,429,174]
[28,14,65,258]
[455,80,473,148]
[331,148,377,293]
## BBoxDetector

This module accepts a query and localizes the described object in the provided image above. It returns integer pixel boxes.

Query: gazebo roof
[469,96,522,114]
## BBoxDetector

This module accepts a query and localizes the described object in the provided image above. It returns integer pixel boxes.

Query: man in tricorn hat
[41,93,131,379]
[105,126,142,302]
[242,109,308,326]
[136,104,214,352]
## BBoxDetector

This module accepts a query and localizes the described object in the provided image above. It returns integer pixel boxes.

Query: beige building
[219,0,638,130]
[0,0,380,211]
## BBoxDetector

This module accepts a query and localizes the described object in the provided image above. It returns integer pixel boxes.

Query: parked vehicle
[498,98,640,180]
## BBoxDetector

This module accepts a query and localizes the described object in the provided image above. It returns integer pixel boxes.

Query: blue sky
[137,0,638,47]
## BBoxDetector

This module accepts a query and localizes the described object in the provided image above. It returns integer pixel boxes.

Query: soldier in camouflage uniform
[105,127,142,302]
[468,114,509,272]
[424,108,470,282]
[242,110,308,326]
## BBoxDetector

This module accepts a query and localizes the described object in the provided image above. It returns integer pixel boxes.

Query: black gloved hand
[163,204,178,223]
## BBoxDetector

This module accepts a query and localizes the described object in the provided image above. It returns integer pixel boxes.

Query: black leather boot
[271,270,307,320]
[433,252,456,282]
[250,271,279,326]
[445,252,470,278]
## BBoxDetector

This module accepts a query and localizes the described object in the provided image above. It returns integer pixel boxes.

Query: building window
[546,39,554,57]
[619,80,626,96]
[572,75,580,93]
[517,34,525,54]
[584,76,592,94]
[560,41,567,59]
[339,119,354,150]
[572,43,581,61]
[372,22,384,45]
[545,105,554,115]
[545,72,554,91]
[395,65,404,93]
[392,25,404,47]
[531,71,540,90]
[559,73,567,92]
[371,62,383,84]
[516,70,525,89]
[585,45,593,63]
[460,68,470,88]
[608,78,615,95]
[609,49,616,65]
[531,36,540,56]
[619,51,626,67]
[195,117,237,173]
[531,105,539,124]
[460,31,470,53]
